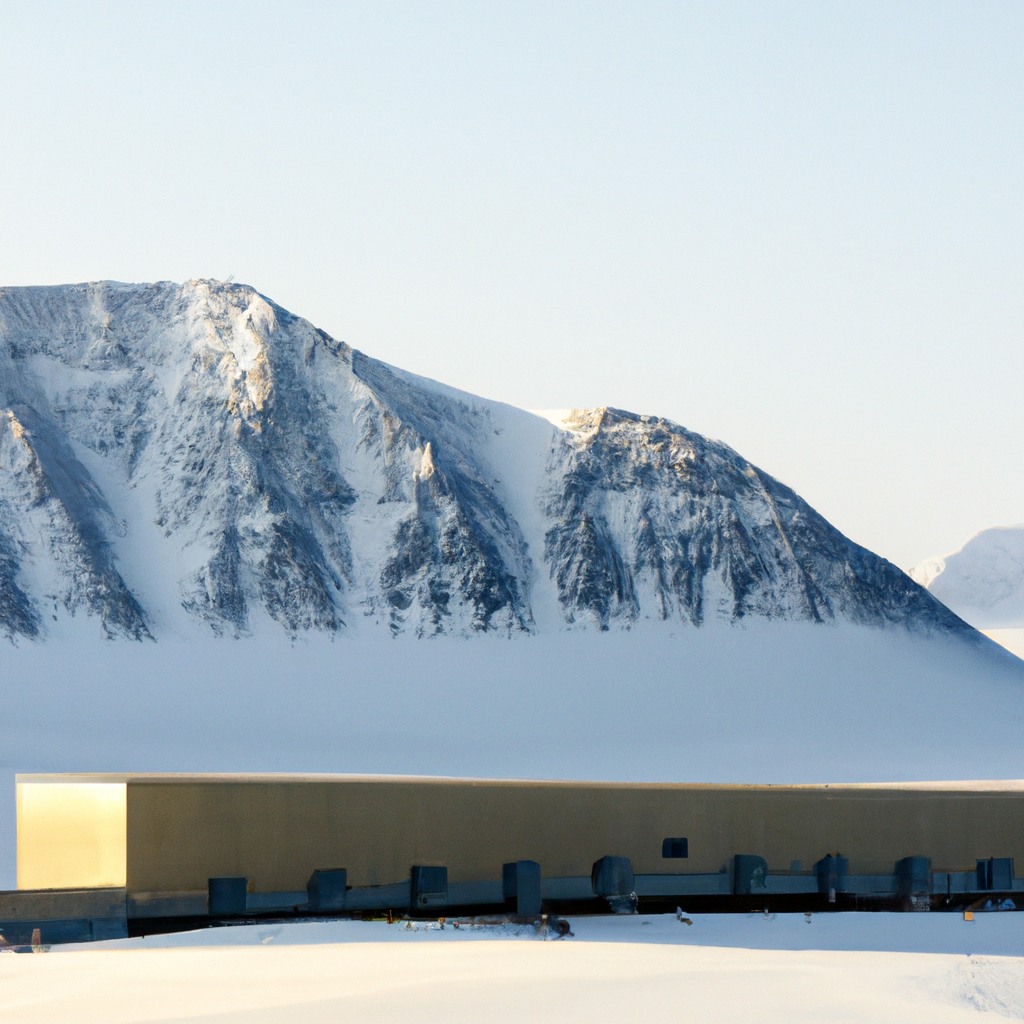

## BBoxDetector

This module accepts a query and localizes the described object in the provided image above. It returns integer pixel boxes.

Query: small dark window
[662,837,688,859]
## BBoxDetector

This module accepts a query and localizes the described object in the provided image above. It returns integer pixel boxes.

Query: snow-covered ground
[0,913,1021,1023]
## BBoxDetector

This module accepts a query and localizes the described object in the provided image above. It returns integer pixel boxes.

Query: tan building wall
[16,774,1024,895]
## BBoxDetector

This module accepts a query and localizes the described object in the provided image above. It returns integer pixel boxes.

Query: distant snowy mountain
[0,279,971,642]
[911,527,1024,629]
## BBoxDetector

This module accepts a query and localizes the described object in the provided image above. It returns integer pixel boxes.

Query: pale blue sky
[0,1,1020,568]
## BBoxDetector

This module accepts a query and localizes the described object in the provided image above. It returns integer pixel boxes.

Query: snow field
[0,914,1021,1023]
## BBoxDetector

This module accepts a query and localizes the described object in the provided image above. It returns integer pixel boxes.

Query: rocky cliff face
[0,279,969,641]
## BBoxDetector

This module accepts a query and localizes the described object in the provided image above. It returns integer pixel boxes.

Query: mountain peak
[912,526,1024,630]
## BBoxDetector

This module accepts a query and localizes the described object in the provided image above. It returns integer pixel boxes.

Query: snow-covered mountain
[0,279,972,642]
[911,526,1024,631]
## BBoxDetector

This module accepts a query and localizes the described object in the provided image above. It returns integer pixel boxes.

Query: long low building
[8,773,1024,941]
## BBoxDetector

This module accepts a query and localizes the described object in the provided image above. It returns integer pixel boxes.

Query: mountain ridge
[0,278,971,642]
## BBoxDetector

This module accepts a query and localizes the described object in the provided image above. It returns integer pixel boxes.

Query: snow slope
[0,279,971,641]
